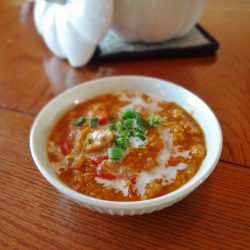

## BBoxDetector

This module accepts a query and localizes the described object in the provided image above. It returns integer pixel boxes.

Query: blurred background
[0,0,33,12]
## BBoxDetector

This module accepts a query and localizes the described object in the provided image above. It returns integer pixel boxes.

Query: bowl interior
[30,76,222,210]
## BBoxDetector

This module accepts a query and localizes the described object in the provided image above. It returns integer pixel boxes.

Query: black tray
[91,24,219,63]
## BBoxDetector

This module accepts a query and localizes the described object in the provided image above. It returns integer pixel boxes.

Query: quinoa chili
[47,91,206,201]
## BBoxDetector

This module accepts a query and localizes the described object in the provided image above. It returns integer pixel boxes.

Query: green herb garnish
[115,136,130,151]
[90,117,98,127]
[84,136,92,146]
[124,118,133,128]
[108,147,123,160]
[107,109,161,161]
[108,123,117,130]
[121,108,135,119]
[135,133,146,141]
[73,116,85,126]
[146,115,161,127]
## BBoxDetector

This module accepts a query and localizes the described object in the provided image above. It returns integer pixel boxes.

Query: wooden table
[1,1,250,249]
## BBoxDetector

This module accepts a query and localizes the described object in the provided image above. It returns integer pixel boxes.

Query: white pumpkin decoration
[34,0,114,67]
[111,0,206,43]
[34,0,206,67]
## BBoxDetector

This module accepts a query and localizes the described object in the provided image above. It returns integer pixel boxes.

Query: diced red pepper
[98,110,109,125]
[94,171,116,180]
[60,141,70,156]
[90,155,109,165]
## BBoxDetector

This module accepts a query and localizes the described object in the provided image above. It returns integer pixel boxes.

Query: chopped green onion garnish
[107,108,158,152]
[125,118,133,128]
[137,122,148,133]
[73,116,85,126]
[108,147,123,160]
[115,137,130,150]
[90,117,98,127]
[84,136,92,146]
[135,133,146,141]
[134,111,143,122]
[121,108,135,119]
[134,128,143,134]
[146,115,161,127]
[116,122,124,133]
[122,129,130,137]
[108,124,116,130]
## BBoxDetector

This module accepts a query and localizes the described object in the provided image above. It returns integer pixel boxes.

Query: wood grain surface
[0,1,250,249]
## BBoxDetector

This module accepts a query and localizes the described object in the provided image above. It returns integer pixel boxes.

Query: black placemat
[91,24,219,63]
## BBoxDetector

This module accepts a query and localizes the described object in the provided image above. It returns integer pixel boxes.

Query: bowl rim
[30,75,223,210]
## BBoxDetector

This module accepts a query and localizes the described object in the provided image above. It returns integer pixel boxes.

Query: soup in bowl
[30,76,222,215]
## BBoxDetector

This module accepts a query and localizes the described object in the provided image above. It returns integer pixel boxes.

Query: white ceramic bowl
[30,76,222,216]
